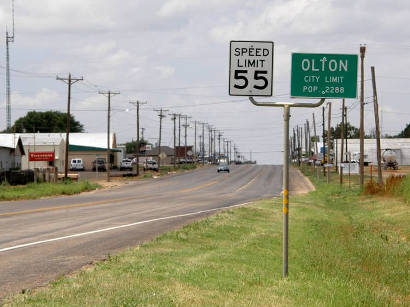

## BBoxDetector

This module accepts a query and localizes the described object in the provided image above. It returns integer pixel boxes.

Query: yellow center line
[179,180,220,193]
[0,196,138,218]
[233,168,265,193]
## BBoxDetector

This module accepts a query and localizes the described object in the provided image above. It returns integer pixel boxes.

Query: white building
[0,135,25,171]
[18,134,66,170]
[334,138,410,165]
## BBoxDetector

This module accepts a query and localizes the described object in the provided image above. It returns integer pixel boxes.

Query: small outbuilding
[0,134,25,171]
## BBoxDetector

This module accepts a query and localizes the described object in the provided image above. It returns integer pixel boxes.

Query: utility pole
[129,100,147,176]
[208,126,212,163]
[306,120,311,158]
[141,128,145,140]
[225,140,230,164]
[99,90,120,182]
[345,106,348,154]
[322,106,326,176]
[201,122,206,165]
[340,99,345,185]
[327,102,332,184]
[194,120,197,162]
[178,114,182,163]
[313,113,318,156]
[171,114,177,168]
[213,129,217,163]
[5,0,15,130]
[304,123,307,157]
[154,108,168,169]
[229,141,232,164]
[371,66,383,186]
[359,45,366,188]
[296,126,300,166]
[182,115,191,161]
[218,132,222,162]
[294,135,296,164]
[57,74,83,180]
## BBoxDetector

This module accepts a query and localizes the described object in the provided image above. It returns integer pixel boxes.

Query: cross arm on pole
[249,97,326,108]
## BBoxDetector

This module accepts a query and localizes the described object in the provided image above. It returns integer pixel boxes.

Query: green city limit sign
[291,53,358,98]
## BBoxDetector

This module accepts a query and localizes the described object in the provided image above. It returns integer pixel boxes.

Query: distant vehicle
[382,149,399,170]
[70,158,84,171]
[92,158,106,171]
[120,159,133,171]
[217,162,230,173]
[144,160,158,171]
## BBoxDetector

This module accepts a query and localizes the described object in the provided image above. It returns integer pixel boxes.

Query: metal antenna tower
[5,0,15,129]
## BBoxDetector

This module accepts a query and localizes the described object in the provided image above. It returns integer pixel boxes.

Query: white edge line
[0,201,252,253]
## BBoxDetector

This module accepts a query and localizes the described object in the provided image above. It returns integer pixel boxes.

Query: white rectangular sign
[229,41,274,96]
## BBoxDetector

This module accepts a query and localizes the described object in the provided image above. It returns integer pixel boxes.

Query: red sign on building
[29,152,55,162]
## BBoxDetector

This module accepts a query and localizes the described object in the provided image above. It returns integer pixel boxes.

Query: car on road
[92,158,107,171]
[144,160,158,171]
[70,158,84,171]
[217,163,230,173]
[120,159,133,171]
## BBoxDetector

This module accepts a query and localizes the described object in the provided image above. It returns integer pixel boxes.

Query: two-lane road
[0,164,282,298]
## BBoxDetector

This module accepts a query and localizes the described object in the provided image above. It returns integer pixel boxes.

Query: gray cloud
[0,0,409,164]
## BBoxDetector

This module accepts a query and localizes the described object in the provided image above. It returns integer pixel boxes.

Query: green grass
[0,181,100,201]
[397,175,410,203]
[6,170,409,306]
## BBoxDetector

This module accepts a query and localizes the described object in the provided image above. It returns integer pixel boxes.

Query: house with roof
[0,134,25,171]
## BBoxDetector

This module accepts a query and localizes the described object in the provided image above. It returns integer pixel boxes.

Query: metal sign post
[249,97,325,277]
[229,42,359,277]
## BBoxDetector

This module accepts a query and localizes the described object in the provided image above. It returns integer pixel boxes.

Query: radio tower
[5,0,15,130]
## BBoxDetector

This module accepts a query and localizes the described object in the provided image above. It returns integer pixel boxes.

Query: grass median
[0,181,100,201]
[6,171,409,306]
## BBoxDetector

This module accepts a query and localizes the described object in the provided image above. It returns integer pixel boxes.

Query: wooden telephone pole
[99,90,120,182]
[359,45,366,188]
[371,66,383,186]
[56,73,83,180]
[327,102,332,184]
[154,109,168,169]
[129,101,147,176]
[170,114,178,168]
[340,99,345,185]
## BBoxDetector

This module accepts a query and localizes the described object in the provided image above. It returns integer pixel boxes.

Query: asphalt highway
[0,164,283,299]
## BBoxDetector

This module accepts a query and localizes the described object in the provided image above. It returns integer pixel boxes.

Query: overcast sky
[0,0,409,164]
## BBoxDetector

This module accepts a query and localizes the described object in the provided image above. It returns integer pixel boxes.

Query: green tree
[331,122,360,139]
[6,111,84,133]
[396,123,410,138]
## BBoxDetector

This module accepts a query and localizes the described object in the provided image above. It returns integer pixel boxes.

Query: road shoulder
[289,166,315,194]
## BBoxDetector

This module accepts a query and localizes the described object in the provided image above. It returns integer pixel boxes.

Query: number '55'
[233,70,268,90]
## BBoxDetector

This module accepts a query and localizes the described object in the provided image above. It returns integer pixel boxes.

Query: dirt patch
[289,167,315,194]
[364,165,410,178]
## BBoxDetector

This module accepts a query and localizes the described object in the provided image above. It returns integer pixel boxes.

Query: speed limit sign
[229,41,274,96]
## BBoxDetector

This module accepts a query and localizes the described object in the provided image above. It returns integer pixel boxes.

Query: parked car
[70,158,84,171]
[120,159,133,171]
[144,160,158,171]
[217,162,230,173]
[92,158,106,171]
